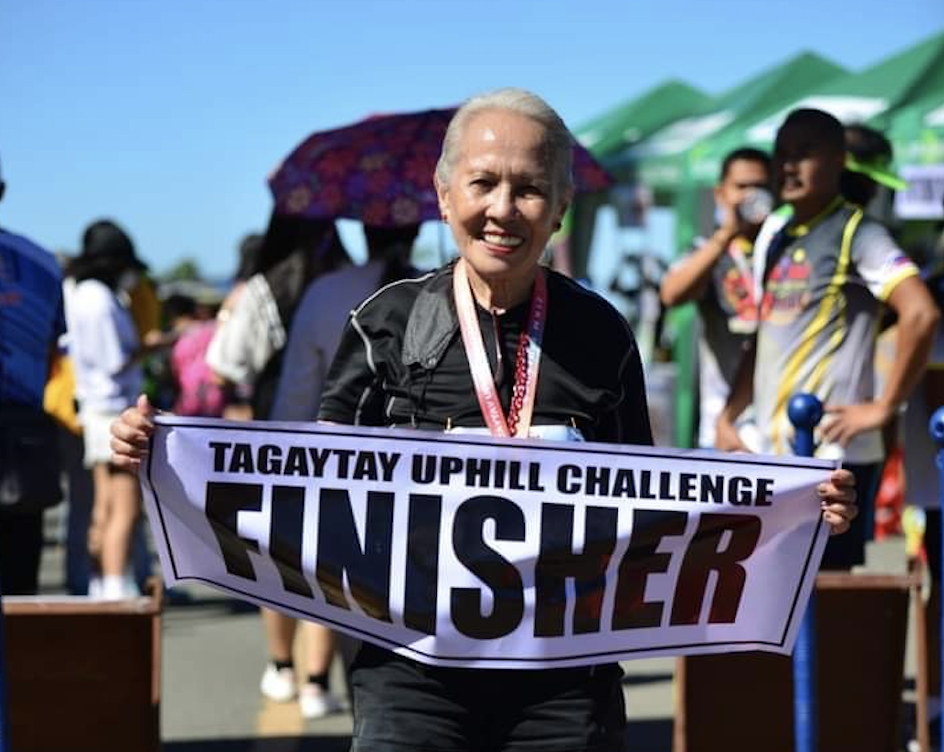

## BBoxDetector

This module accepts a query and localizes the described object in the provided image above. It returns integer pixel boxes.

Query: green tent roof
[625,51,846,189]
[575,80,714,160]
[712,29,944,153]
[842,29,944,124]
[883,87,944,165]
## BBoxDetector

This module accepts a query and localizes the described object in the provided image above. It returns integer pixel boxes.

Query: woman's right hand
[110,394,157,472]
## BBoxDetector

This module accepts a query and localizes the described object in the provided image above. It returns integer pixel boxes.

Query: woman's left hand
[818,468,857,535]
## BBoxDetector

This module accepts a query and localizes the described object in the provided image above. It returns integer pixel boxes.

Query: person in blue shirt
[0,153,66,595]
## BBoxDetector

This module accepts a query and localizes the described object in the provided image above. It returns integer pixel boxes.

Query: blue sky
[1,0,942,278]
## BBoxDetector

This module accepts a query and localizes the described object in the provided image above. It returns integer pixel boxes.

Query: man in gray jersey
[660,147,771,448]
[717,108,939,568]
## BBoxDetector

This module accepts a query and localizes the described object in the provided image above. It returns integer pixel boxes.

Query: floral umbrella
[268,107,614,227]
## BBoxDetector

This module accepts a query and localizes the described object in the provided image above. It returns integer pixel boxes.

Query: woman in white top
[64,220,147,600]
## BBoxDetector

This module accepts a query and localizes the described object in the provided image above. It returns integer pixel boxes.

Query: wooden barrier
[673,572,919,752]
[2,583,161,752]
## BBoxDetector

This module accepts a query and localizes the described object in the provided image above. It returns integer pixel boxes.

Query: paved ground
[26,523,918,751]
[155,585,676,751]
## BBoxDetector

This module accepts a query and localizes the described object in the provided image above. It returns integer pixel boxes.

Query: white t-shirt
[205,274,285,388]
[64,278,142,414]
[270,261,385,421]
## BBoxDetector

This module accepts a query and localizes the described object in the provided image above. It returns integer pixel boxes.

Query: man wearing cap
[841,123,908,209]
[0,154,67,594]
[717,108,939,570]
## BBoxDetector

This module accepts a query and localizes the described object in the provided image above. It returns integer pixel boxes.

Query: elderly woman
[112,88,856,752]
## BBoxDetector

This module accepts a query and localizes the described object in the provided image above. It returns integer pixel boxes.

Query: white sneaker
[260,664,297,703]
[299,683,342,719]
[101,574,130,601]
[88,575,103,600]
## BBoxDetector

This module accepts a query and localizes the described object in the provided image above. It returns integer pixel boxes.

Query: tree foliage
[162,258,203,282]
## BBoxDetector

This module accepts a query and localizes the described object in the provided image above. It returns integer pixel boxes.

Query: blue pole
[928,406,944,750]
[0,558,10,752]
[788,392,823,752]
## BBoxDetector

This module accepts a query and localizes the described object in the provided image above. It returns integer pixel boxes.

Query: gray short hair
[435,88,574,199]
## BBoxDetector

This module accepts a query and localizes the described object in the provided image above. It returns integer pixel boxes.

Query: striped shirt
[754,198,918,462]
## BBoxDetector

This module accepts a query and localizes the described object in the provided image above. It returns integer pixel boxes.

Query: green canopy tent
[625,52,847,194]
[885,87,944,166]
[883,87,944,220]
[618,52,847,447]
[698,29,944,163]
[576,80,715,175]
[691,32,944,231]
[566,80,715,281]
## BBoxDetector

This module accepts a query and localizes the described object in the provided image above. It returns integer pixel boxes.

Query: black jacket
[319,262,653,447]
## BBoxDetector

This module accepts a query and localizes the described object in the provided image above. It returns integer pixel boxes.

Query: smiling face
[773,119,845,221]
[436,108,571,308]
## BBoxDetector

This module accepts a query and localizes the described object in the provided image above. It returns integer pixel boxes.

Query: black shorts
[349,643,626,752]
[0,510,44,595]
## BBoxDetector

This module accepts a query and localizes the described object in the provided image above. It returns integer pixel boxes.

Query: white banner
[141,417,835,669]
[895,163,944,220]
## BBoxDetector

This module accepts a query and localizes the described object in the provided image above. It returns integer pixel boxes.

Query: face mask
[736,188,774,225]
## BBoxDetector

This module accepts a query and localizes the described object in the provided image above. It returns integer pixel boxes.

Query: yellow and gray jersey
[754,198,918,462]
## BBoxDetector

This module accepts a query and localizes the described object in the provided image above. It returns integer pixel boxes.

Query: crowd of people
[1,85,939,749]
[660,108,944,746]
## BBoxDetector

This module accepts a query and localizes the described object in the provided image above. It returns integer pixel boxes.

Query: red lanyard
[453,259,547,438]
